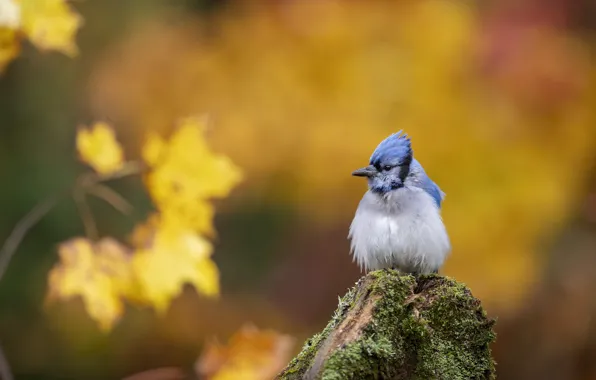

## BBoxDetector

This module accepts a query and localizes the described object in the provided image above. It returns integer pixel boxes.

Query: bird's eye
[383,165,392,171]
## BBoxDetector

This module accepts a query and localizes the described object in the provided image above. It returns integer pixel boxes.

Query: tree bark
[277,270,496,380]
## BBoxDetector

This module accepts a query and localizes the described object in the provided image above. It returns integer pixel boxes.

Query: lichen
[277,270,496,380]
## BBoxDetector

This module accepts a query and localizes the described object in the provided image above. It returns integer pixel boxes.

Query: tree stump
[277,270,496,380]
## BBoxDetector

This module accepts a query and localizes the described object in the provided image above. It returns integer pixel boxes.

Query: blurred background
[1,0,596,378]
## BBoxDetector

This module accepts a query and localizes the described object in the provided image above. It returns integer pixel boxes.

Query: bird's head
[352,131,413,194]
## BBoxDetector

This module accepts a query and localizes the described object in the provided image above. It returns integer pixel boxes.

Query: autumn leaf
[142,117,242,234]
[47,237,136,331]
[47,216,221,328]
[196,325,295,380]
[47,115,241,330]
[0,0,82,72]
[76,122,125,175]
[19,0,82,56]
[131,214,220,313]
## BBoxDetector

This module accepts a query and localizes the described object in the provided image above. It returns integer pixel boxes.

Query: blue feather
[369,130,412,167]
[408,159,445,208]
[419,176,444,208]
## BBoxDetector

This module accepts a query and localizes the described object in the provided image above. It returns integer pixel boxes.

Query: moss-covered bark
[277,269,496,380]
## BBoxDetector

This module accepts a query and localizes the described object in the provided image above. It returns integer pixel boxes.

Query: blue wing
[420,178,445,208]
[409,159,445,208]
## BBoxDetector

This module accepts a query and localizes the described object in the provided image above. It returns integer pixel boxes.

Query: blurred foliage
[0,0,81,71]
[89,0,596,310]
[123,325,294,379]
[141,118,242,235]
[76,122,125,175]
[47,119,241,330]
[1,0,596,378]
[196,324,294,380]
[47,237,138,331]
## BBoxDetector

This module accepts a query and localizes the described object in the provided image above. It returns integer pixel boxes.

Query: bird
[348,131,450,275]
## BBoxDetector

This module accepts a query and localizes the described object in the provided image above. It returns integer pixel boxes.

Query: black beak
[352,165,377,177]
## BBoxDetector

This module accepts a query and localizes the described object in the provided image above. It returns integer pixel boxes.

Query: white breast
[348,187,451,274]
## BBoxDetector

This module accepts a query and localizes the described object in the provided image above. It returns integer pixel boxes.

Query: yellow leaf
[129,213,161,249]
[142,117,242,233]
[19,0,82,56]
[196,325,295,380]
[0,27,20,72]
[0,0,82,72]
[47,237,134,331]
[93,238,145,305]
[141,132,165,167]
[76,122,125,175]
[132,215,219,313]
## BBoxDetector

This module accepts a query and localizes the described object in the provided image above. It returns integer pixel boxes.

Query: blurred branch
[123,367,191,380]
[0,162,145,380]
[87,184,133,215]
[0,161,144,283]
[0,196,59,380]
[78,161,145,187]
[73,188,98,241]
[72,161,143,239]
[0,195,59,281]
[0,341,13,380]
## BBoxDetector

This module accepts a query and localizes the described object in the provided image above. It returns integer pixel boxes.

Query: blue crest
[369,131,413,167]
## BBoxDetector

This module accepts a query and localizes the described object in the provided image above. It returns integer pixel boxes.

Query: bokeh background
[1,0,596,378]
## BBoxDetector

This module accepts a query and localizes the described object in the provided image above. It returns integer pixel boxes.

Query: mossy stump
[277,269,496,380]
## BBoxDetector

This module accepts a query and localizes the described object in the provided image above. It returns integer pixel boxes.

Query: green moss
[321,336,396,380]
[408,275,496,379]
[278,285,358,379]
[277,270,496,380]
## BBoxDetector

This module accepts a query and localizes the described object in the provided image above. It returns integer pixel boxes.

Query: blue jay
[348,131,450,274]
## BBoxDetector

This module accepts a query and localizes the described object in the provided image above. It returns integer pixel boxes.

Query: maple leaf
[196,324,295,380]
[19,0,82,56]
[0,0,82,73]
[47,219,220,329]
[131,214,220,313]
[76,122,125,175]
[46,117,241,329]
[47,237,137,331]
[142,117,242,234]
